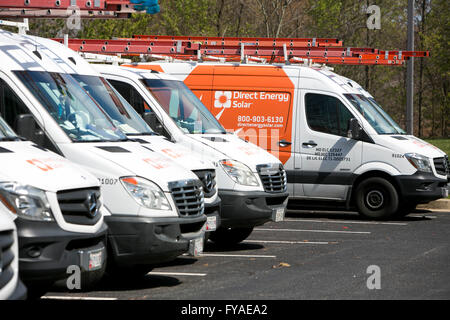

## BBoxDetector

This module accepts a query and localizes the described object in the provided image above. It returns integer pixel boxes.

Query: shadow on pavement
[204,242,264,252]
[285,208,435,222]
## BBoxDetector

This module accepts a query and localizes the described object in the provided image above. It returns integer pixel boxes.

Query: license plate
[442,188,449,198]
[272,207,285,222]
[204,216,217,232]
[79,247,105,272]
[188,237,204,257]
[88,250,104,271]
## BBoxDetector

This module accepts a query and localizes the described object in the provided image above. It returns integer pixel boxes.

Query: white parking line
[42,296,118,300]
[283,218,407,226]
[255,228,371,234]
[149,271,207,277]
[243,240,333,245]
[199,253,276,258]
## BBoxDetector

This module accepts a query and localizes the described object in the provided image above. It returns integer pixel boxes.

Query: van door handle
[302,141,317,148]
[278,140,292,147]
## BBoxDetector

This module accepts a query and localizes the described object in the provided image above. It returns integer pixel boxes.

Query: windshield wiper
[126,132,159,136]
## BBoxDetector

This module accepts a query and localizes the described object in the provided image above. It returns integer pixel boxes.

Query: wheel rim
[365,190,384,210]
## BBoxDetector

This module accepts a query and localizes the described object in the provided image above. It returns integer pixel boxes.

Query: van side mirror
[16,114,45,146]
[347,118,362,140]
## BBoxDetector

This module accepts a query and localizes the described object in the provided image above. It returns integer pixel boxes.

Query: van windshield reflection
[14,71,127,142]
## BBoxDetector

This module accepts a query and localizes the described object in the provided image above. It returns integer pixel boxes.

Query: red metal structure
[52,36,429,66]
[0,1,146,18]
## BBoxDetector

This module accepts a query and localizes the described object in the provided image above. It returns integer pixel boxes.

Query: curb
[417,199,450,211]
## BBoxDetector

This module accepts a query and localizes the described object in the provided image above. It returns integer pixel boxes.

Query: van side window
[108,79,172,139]
[109,79,148,115]
[305,93,354,137]
[0,78,60,154]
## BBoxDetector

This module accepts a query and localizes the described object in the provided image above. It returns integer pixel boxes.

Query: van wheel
[203,232,210,247]
[355,177,399,220]
[209,227,254,246]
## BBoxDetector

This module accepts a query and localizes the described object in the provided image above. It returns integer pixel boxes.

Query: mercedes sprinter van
[134,62,449,219]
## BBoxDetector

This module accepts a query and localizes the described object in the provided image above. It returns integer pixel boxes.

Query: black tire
[355,177,399,220]
[209,227,254,246]
[203,232,211,247]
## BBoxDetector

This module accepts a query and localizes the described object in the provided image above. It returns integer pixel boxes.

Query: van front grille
[0,230,15,290]
[193,170,217,198]
[169,180,204,217]
[57,188,102,226]
[257,164,287,193]
[434,156,450,177]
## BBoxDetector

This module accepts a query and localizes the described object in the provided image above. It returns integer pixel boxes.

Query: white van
[0,114,107,292]
[0,30,206,275]
[91,64,289,245]
[0,207,26,300]
[134,62,449,219]
[62,63,221,236]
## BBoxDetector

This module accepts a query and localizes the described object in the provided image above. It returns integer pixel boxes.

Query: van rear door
[297,90,362,200]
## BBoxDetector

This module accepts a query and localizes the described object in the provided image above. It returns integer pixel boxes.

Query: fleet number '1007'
[98,178,118,185]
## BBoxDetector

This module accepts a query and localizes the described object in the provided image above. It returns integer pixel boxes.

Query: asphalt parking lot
[42,209,450,300]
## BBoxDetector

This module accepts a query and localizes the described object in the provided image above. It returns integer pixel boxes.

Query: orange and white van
[130,62,449,219]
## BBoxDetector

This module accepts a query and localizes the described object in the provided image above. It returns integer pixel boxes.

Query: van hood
[72,141,199,191]
[0,141,99,193]
[373,135,446,159]
[132,135,215,171]
[187,134,281,170]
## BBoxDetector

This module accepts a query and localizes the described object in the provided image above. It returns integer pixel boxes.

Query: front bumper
[7,279,27,300]
[394,172,449,204]
[16,219,108,284]
[105,214,206,268]
[218,190,289,228]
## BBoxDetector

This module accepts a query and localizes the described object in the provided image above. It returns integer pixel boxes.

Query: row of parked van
[1,28,449,299]
[0,30,289,299]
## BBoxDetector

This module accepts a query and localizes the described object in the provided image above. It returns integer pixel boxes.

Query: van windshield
[71,74,155,136]
[0,116,18,141]
[142,79,226,134]
[14,71,127,142]
[344,93,404,134]
[367,97,406,134]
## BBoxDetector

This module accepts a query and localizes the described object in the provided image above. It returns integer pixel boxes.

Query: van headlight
[120,177,171,210]
[405,153,432,173]
[0,182,54,221]
[219,160,260,186]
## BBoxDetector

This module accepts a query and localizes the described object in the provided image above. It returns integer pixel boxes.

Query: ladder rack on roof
[0,0,133,10]
[0,1,154,19]
[52,36,430,66]
[0,8,134,19]
[129,35,344,47]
